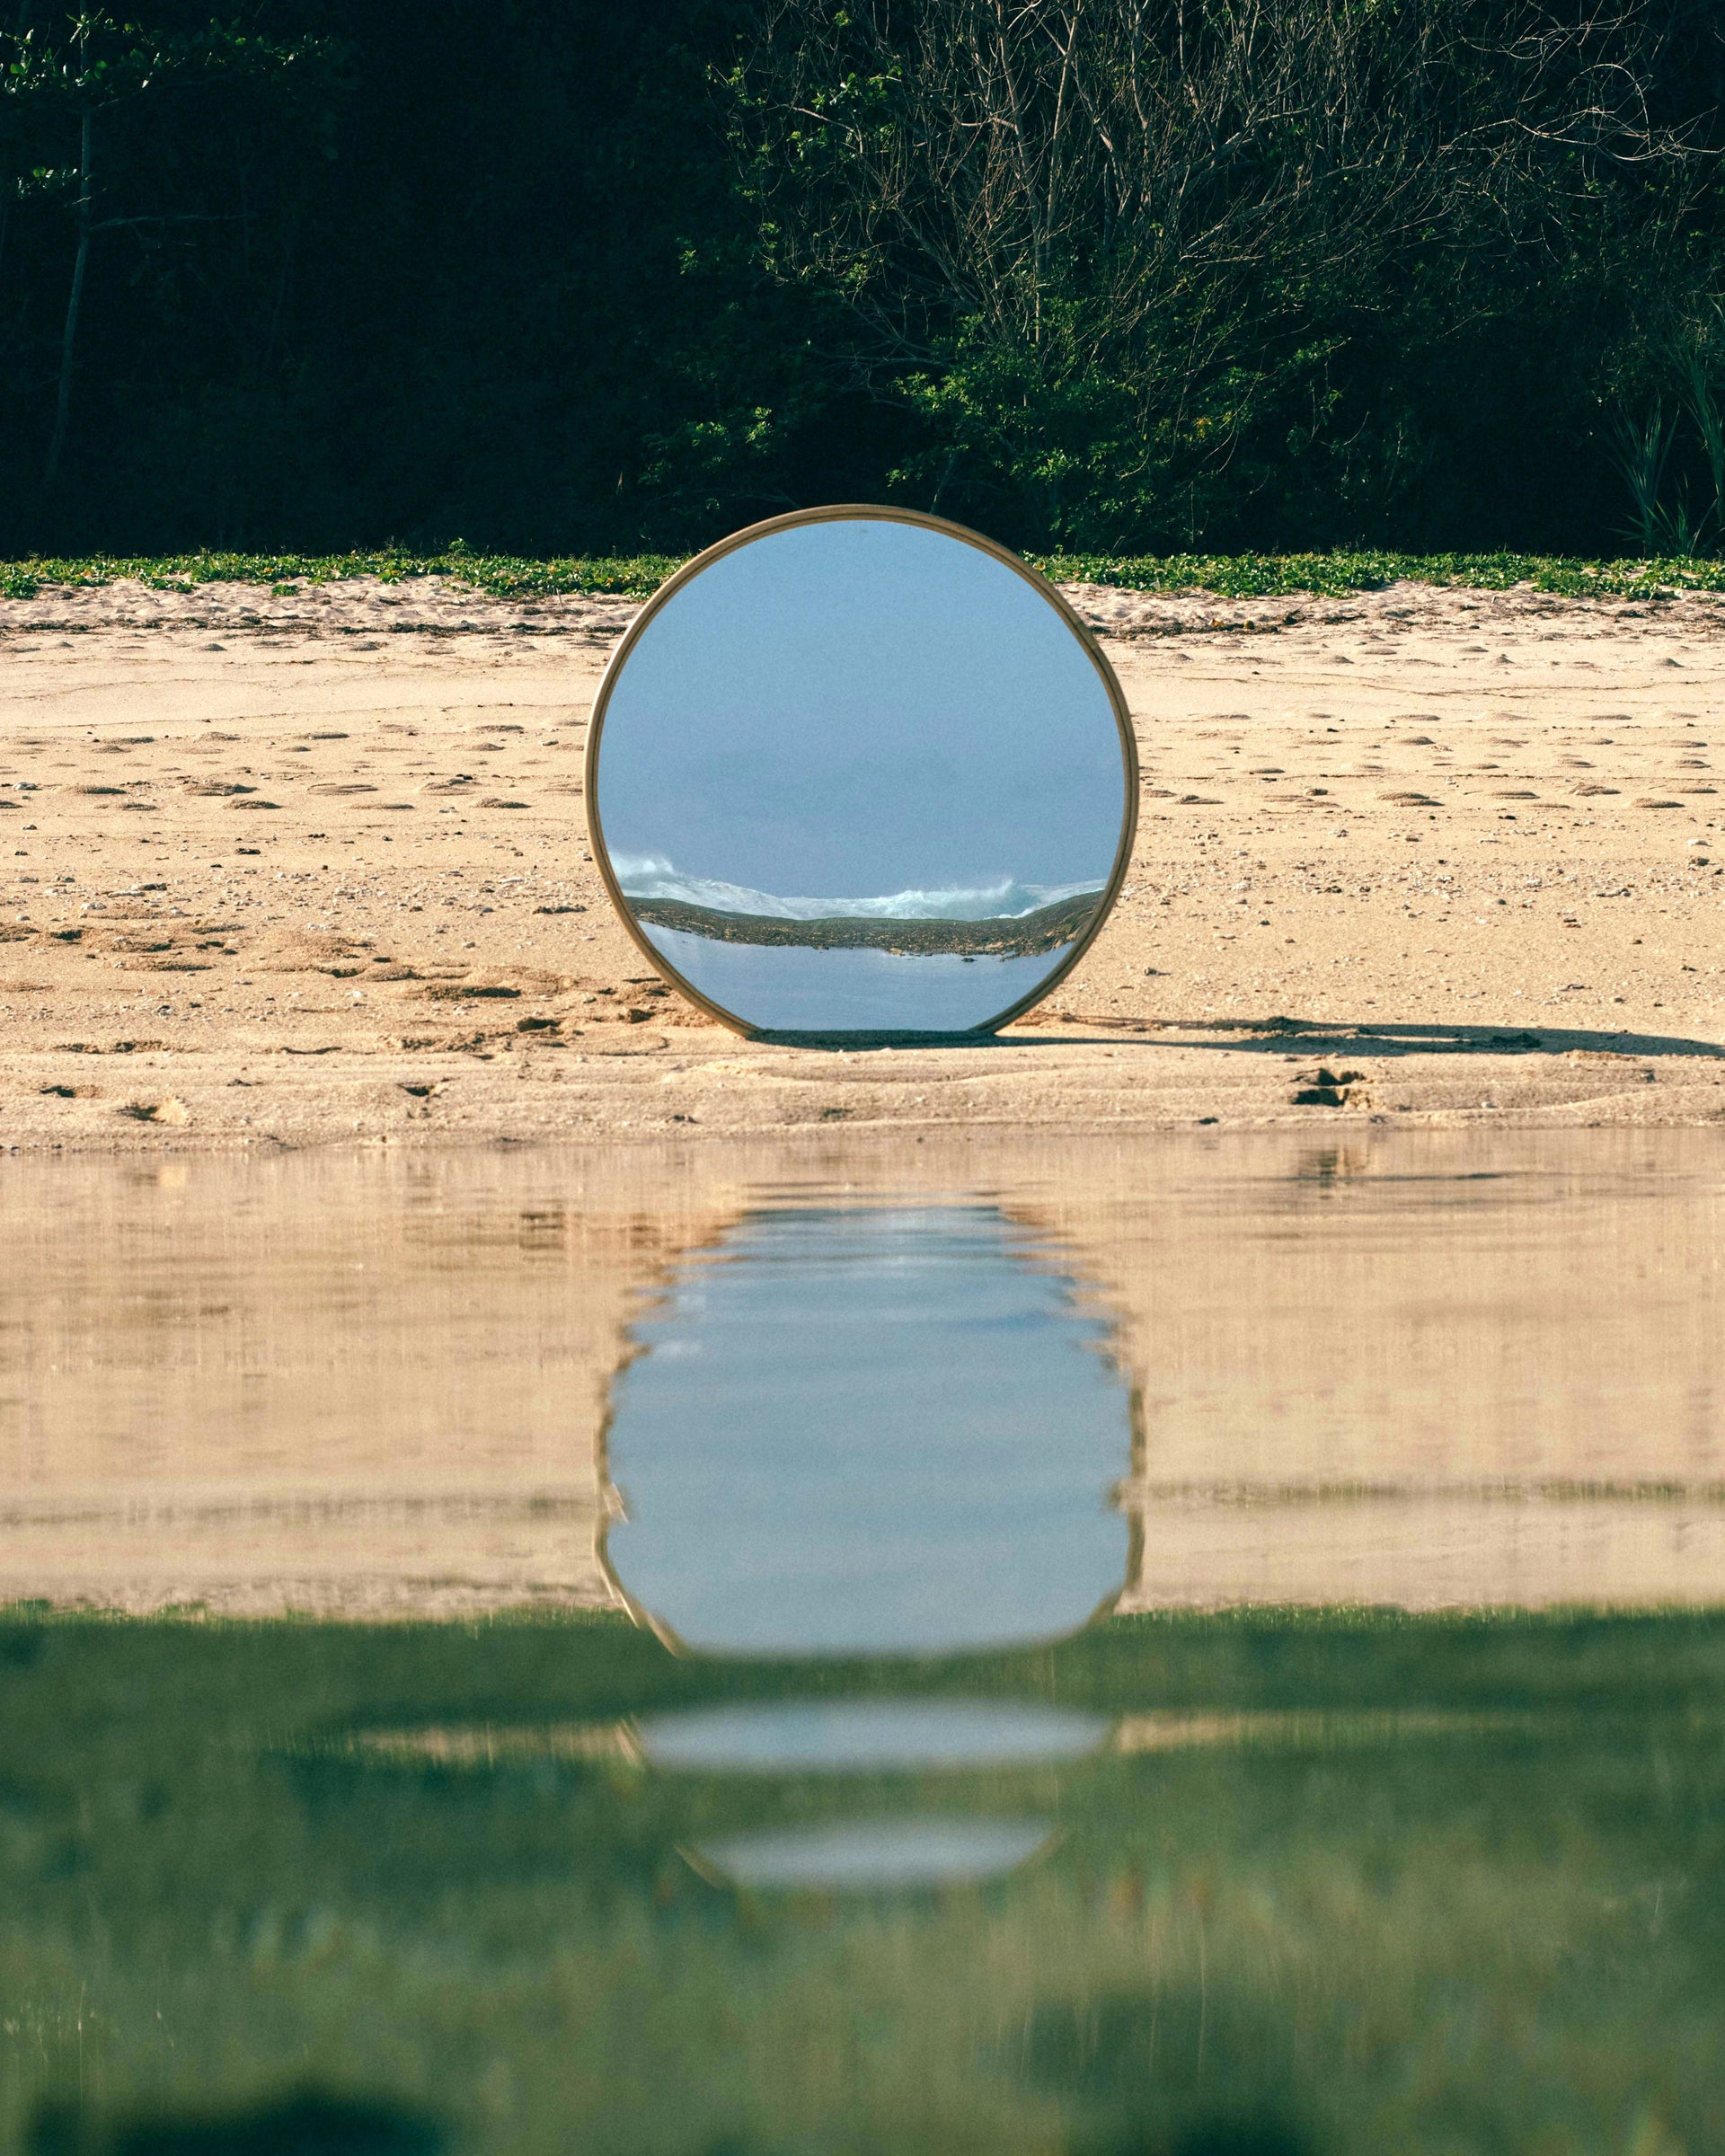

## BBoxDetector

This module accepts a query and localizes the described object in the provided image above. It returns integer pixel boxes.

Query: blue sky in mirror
[605,1206,1131,1656]
[597,518,1123,915]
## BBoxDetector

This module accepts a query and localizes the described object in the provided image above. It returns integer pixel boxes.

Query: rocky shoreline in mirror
[626,889,1103,959]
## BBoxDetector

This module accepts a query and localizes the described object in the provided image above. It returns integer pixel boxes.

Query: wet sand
[1,572,1722,1150]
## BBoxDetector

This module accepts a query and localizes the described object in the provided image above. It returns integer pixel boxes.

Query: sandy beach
[1,570,1722,1152]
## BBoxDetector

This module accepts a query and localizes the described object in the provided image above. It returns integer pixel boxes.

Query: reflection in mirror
[589,512,1132,1035]
[605,1206,1131,1656]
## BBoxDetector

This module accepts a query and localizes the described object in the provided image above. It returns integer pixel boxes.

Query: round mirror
[586,508,1136,1036]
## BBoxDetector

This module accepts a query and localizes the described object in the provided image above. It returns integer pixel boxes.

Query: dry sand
[2,571,1723,1152]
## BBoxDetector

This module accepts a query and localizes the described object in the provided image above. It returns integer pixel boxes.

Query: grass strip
[7,544,1725,603]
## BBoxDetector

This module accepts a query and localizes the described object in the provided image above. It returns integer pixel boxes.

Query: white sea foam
[612,856,1103,923]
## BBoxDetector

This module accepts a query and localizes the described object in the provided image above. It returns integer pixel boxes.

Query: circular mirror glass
[587,508,1136,1036]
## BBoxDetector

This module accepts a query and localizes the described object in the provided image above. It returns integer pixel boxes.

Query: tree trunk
[44,102,93,490]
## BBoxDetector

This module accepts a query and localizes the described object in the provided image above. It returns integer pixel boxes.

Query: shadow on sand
[755,1017,1725,1061]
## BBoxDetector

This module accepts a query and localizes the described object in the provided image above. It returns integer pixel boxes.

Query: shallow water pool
[1,1130,1721,2152]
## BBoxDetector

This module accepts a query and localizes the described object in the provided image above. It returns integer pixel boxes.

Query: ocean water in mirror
[635,923,1089,1034]
[4,1131,1725,2152]
[589,514,1128,1034]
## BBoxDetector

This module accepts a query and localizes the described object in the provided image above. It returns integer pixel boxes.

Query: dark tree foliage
[731,0,1725,552]
[0,0,1721,556]
[0,0,874,552]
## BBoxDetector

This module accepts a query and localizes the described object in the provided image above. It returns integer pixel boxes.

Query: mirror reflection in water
[588,510,1134,1035]
[604,1204,1133,1654]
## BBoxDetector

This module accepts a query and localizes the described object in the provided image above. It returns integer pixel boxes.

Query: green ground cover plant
[1,1604,1722,2156]
[0,549,682,603]
[8,548,1725,605]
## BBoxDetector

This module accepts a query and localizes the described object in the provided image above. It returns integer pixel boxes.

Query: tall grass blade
[1681,342,1725,553]
[1609,403,1678,554]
